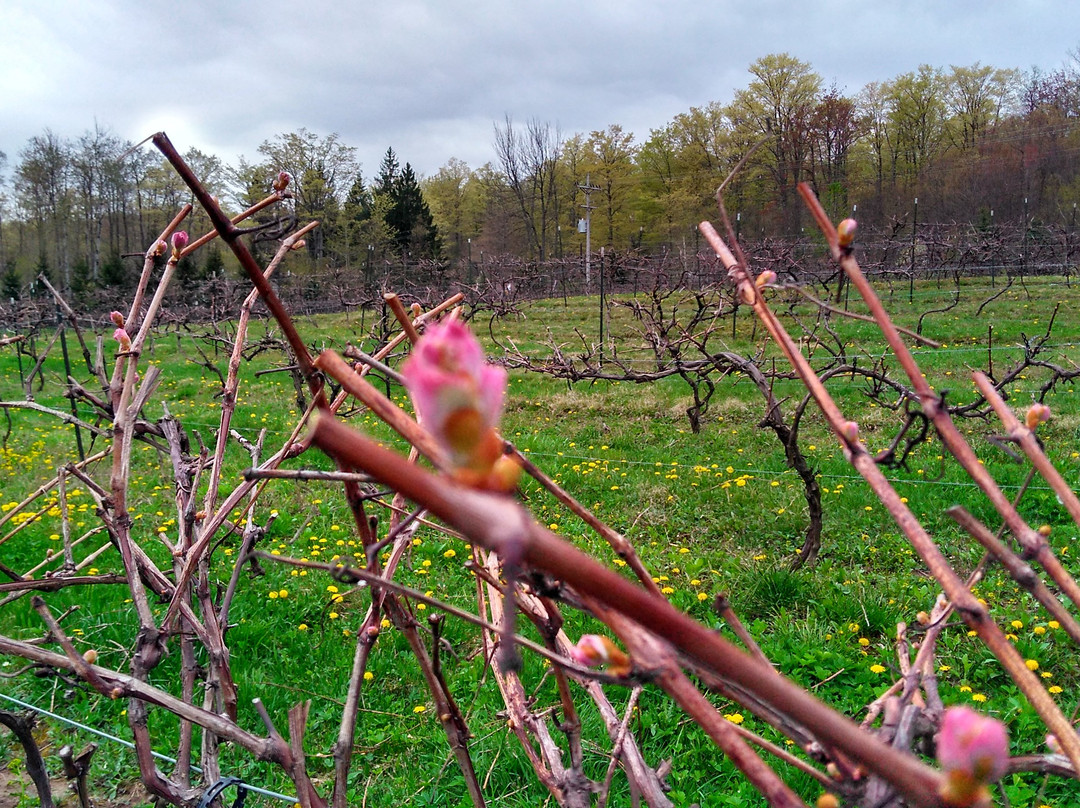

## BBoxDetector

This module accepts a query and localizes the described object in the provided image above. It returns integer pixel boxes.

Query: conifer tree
[2,263,20,302]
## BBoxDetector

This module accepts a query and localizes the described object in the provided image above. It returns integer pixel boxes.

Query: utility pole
[578,174,599,292]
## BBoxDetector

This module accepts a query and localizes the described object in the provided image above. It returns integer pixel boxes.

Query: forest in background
[2,51,1080,305]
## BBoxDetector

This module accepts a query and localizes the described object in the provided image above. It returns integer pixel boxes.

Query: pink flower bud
[837,218,858,249]
[840,421,859,443]
[171,230,189,257]
[402,320,507,473]
[152,239,168,257]
[114,328,132,353]
[273,171,292,192]
[110,311,125,328]
[568,635,631,676]
[755,269,778,289]
[1025,403,1051,430]
[937,706,1008,804]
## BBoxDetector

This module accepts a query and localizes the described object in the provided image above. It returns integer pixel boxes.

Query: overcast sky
[2,1,1078,180]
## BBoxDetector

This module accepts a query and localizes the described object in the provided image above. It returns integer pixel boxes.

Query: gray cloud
[2,0,1077,178]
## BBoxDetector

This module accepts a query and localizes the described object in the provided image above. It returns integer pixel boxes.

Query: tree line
[2,51,1080,302]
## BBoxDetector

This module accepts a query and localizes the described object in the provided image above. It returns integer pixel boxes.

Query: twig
[779,281,939,347]
[309,413,945,806]
[596,687,641,808]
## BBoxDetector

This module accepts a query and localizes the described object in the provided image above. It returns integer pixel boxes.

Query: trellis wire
[0,691,296,804]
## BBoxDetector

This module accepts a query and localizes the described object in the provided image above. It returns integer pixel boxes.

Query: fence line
[2,220,1078,329]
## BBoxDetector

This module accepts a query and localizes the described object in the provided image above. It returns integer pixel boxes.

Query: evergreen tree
[387,163,440,258]
[345,172,374,220]
[100,251,126,288]
[375,148,399,196]
[344,171,395,260]
[70,257,91,302]
[1,262,20,302]
[203,247,225,279]
[34,256,52,297]
[176,254,199,291]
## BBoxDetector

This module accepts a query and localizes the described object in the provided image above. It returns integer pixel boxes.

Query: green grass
[2,275,1080,806]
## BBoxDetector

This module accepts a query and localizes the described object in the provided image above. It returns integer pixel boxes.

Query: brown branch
[152,133,325,407]
[383,292,422,343]
[783,184,1080,775]
[596,687,641,808]
[513,446,662,597]
[972,371,1080,578]
[308,413,945,806]
[779,281,939,347]
[0,710,55,808]
[946,506,1080,647]
[0,574,126,594]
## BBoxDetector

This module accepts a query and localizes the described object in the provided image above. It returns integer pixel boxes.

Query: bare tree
[493,116,562,260]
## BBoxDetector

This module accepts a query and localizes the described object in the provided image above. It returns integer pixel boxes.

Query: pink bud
[840,421,859,443]
[114,328,132,353]
[1025,403,1051,430]
[755,269,778,289]
[567,635,631,676]
[273,171,292,192]
[152,239,168,257]
[401,320,507,471]
[937,706,1009,785]
[171,230,189,257]
[837,218,858,249]
[110,311,125,328]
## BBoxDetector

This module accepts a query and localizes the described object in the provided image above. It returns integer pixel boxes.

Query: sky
[2,0,1078,180]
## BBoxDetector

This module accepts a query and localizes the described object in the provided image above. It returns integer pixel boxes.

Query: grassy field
[2,274,1080,806]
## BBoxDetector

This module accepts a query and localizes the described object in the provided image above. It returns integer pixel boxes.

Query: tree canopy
[3,51,1080,296]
